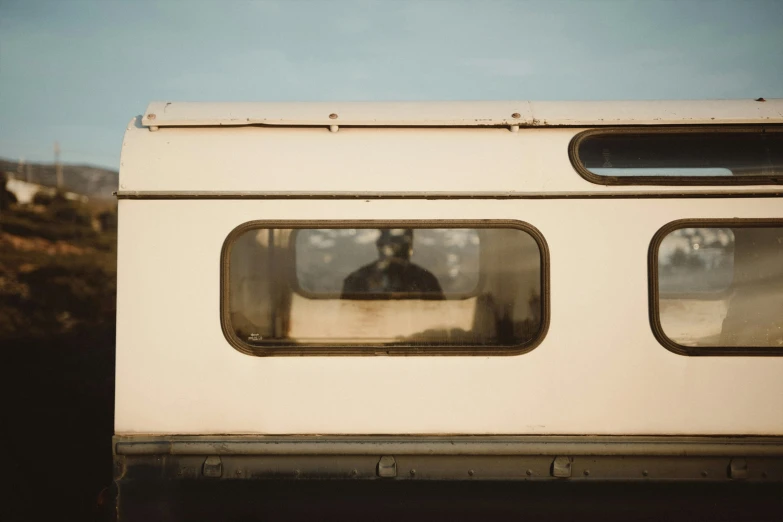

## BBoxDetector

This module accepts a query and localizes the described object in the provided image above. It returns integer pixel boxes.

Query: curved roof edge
[141,99,783,129]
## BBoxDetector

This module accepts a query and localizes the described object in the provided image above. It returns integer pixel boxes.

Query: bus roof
[142,99,783,129]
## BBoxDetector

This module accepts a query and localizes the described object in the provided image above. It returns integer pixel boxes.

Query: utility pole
[15,157,32,183]
[54,141,63,189]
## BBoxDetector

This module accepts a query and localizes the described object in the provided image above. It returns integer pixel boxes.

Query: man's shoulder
[405,263,443,293]
[343,262,378,288]
[346,262,378,279]
[407,263,438,279]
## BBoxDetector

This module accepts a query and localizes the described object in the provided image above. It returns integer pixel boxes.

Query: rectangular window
[222,221,548,355]
[651,220,783,355]
[572,127,783,185]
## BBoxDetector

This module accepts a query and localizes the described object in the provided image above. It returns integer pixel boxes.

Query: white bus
[113,100,783,520]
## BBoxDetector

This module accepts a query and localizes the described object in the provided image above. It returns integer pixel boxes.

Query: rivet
[410,469,416,476]
[352,469,358,476]
[236,469,243,477]
[525,469,532,476]
[147,113,156,120]
[701,471,708,478]
[642,470,649,477]
[329,113,338,119]
[583,470,590,476]
[468,469,474,476]
[294,469,301,476]
[511,112,521,119]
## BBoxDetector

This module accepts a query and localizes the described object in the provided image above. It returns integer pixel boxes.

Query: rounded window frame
[569,125,783,186]
[649,218,783,357]
[220,219,550,357]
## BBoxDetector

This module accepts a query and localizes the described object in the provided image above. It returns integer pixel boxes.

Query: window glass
[295,228,480,297]
[656,224,783,349]
[224,223,545,353]
[576,129,783,180]
[658,228,734,296]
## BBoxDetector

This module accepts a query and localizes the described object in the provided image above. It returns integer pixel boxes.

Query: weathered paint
[115,198,783,435]
[141,99,783,128]
[116,100,783,438]
[119,119,782,195]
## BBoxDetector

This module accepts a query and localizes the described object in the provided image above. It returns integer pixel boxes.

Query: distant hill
[0,158,118,200]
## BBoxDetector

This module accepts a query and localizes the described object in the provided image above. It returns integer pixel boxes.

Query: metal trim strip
[115,191,783,200]
[114,435,783,457]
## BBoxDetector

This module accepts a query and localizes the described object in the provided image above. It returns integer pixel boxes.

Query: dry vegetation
[0,193,116,339]
[1,185,116,521]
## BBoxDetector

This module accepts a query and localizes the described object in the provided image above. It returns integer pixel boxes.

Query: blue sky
[1,0,782,170]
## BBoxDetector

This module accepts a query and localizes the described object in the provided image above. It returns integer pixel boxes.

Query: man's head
[376,228,414,261]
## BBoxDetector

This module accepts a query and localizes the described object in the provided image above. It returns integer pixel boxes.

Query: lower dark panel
[114,437,783,521]
[115,453,783,482]
[117,478,783,522]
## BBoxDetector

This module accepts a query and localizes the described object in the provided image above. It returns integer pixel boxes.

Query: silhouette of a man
[341,228,444,299]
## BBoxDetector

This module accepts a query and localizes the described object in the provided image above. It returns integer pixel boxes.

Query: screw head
[525,469,533,476]
[147,113,156,120]
[642,470,649,477]
[410,469,416,476]
[468,469,474,476]
[511,112,521,119]
[583,469,590,476]
[329,113,338,119]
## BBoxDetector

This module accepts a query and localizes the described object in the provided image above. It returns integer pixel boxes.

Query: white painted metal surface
[119,118,783,195]
[141,99,783,128]
[116,101,783,436]
[115,198,783,435]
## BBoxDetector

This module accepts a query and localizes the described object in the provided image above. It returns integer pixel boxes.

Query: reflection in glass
[658,228,734,295]
[227,226,542,349]
[658,226,783,348]
[340,229,444,299]
[296,228,480,297]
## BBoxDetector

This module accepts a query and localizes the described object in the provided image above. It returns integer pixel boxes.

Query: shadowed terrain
[2,178,116,521]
